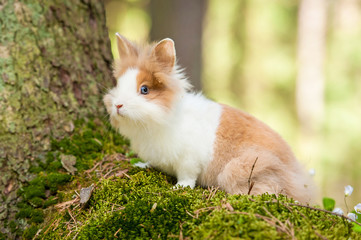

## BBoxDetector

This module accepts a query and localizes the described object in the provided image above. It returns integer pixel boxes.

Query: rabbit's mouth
[116,111,125,117]
[114,104,127,118]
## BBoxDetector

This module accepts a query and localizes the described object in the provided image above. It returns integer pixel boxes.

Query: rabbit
[103,33,314,203]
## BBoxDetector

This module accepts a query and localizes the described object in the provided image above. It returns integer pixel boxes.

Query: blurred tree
[229,1,248,106]
[296,0,327,134]
[0,0,113,237]
[296,0,327,203]
[323,0,361,207]
[149,0,206,91]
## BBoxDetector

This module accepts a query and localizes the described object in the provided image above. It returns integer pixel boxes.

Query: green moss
[47,161,62,172]
[30,209,45,224]
[29,165,43,174]
[15,206,33,219]
[43,196,58,208]
[37,167,361,239]
[0,0,114,238]
[22,225,38,240]
[28,197,44,208]
[192,209,279,239]
[14,117,361,239]
[9,221,17,233]
[20,184,46,200]
[45,173,72,192]
[0,233,6,240]
[50,119,127,172]
[15,117,128,238]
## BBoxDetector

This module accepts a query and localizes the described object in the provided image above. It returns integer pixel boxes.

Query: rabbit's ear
[115,33,137,59]
[152,38,176,71]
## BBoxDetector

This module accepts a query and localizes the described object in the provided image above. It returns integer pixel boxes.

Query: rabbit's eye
[140,85,149,95]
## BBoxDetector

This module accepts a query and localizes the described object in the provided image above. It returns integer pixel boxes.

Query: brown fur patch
[113,41,173,80]
[112,40,180,110]
[113,56,138,79]
[199,105,314,203]
[153,39,175,71]
[136,70,176,110]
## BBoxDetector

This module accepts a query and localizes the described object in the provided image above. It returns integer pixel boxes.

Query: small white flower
[332,207,344,215]
[354,203,361,214]
[344,185,353,197]
[308,168,316,176]
[347,213,358,222]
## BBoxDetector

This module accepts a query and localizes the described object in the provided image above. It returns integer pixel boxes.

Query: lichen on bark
[0,0,114,236]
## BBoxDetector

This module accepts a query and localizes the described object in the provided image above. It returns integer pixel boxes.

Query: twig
[185,210,196,218]
[287,202,361,227]
[103,167,123,179]
[179,221,185,240]
[222,202,234,211]
[262,207,295,239]
[84,158,106,177]
[247,157,259,195]
[74,190,80,198]
[114,227,122,238]
[43,219,57,235]
[207,186,219,201]
[55,198,79,210]
[32,228,42,240]
[102,162,116,171]
[254,199,361,227]
[193,206,218,218]
[67,208,77,225]
[123,172,132,179]
[72,231,80,240]
[228,211,286,233]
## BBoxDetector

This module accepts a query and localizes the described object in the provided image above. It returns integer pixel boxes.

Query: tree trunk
[149,0,206,91]
[296,0,327,191]
[0,0,113,235]
[296,0,327,133]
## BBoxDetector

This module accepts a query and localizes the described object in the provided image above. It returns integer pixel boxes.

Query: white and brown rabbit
[104,34,314,203]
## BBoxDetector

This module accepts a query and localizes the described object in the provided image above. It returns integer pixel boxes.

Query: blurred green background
[104,0,361,208]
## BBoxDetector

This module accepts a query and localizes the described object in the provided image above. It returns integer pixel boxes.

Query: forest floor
[4,117,361,239]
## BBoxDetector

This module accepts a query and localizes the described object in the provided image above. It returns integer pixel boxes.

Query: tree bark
[0,0,113,235]
[149,0,206,91]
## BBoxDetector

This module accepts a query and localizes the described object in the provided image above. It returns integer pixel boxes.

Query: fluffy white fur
[104,35,314,203]
[105,68,222,188]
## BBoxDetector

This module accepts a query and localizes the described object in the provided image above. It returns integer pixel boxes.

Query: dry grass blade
[262,207,295,239]
[84,158,106,177]
[193,206,218,219]
[228,211,288,234]
[150,203,157,213]
[67,208,77,225]
[186,210,196,218]
[32,228,42,240]
[208,186,219,201]
[114,227,122,238]
[251,198,361,227]
[247,157,258,195]
[222,202,234,211]
[43,218,62,235]
[84,153,131,178]
[286,202,361,227]
[55,198,79,211]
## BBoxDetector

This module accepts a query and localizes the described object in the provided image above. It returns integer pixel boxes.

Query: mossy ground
[4,118,361,239]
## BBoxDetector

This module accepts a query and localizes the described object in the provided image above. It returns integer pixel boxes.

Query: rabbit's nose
[115,104,123,109]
